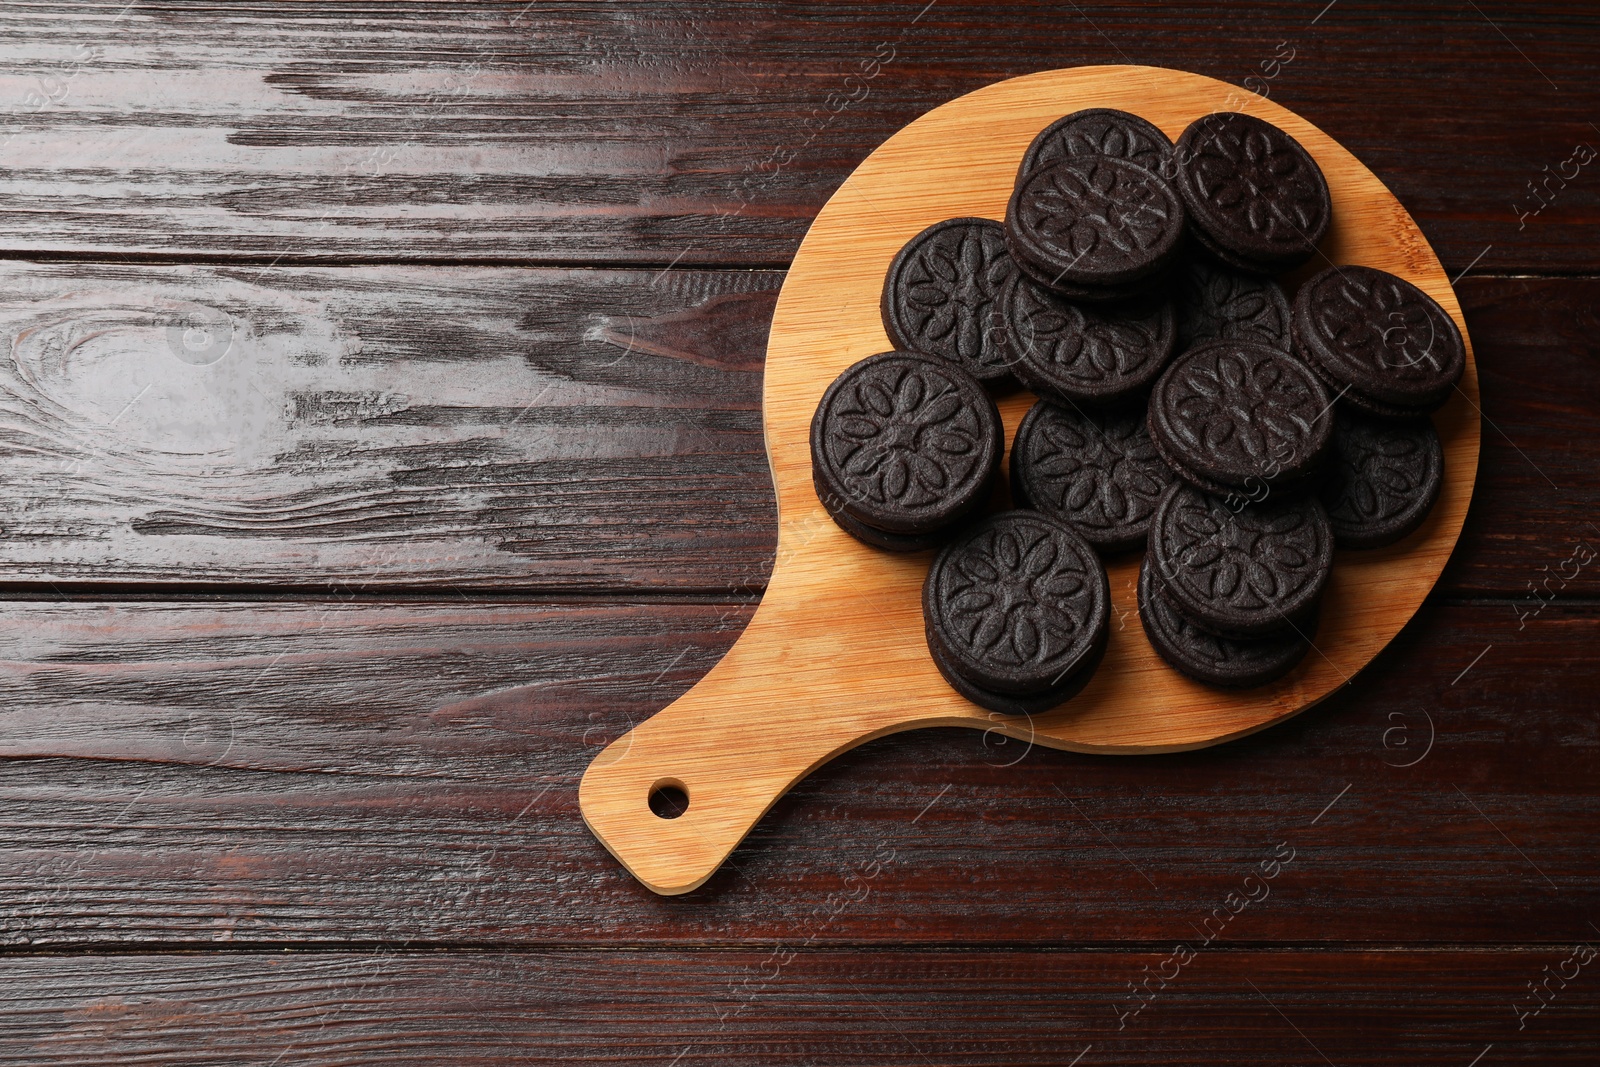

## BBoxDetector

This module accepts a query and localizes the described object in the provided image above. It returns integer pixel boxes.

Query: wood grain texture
[581,65,1480,894]
[0,2,1593,271]
[0,3,1595,1056]
[0,265,1588,596]
[0,598,1593,946]
[2,949,1596,1065]
[1440,277,1600,597]
[0,262,778,590]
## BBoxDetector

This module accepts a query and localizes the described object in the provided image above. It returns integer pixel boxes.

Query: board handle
[578,679,866,895]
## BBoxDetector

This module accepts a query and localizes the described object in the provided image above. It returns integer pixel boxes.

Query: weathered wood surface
[0,262,778,590]
[2,950,1595,1065]
[0,598,1592,946]
[0,3,1593,271]
[0,1,1595,1058]
[0,264,1591,596]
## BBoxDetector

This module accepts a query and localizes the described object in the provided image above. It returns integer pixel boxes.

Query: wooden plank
[0,598,1593,945]
[0,262,1591,596]
[0,261,779,590]
[1443,277,1600,597]
[1,949,1595,1064]
[0,2,1593,271]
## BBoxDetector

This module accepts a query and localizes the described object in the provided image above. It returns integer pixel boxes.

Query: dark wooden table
[1,3,1596,1063]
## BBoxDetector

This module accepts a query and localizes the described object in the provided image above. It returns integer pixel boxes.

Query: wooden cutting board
[580,65,1480,896]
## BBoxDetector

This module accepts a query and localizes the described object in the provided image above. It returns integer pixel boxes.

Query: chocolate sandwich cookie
[1291,264,1465,419]
[1147,482,1333,639]
[1147,340,1333,498]
[811,352,1003,549]
[1006,156,1185,293]
[1172,112,1331,275]
[926,625,1108,717]
[923,510,1110,713]
[1175,254,1293,352]
[1137,554,1312,688]
[881,217,1019,383]
[1004,274,1177,407]
[1319,409,1444,549]
[1010,250,1171,305]
[812,487,952,552]
[1010,399,1175,553]
[1017,108,1174,184]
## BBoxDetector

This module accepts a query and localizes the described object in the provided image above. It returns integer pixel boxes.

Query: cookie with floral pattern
[1137,554,1312,688]
[1017,108,1174,184]
[1291,264,1465,418]
[923,510,1110,708]
[1005,155,1186,292]
[811,351,1003,548]
[1010,399,1175,553]
[1010,244,1172,304]
[926,624,1108,716]
[1004,273,1177,407]
[1175,255,1293,352]
[1148,339,1333,497]
[811,485,952,552]
[881,218,1019,383]
[1147,482,1333,638]
[1319,409,1443,548]
[1173,112,1330,274]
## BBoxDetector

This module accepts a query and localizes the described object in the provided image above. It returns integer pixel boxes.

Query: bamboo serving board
[580,66,1480,895]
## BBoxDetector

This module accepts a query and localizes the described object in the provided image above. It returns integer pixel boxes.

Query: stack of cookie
[1293,265,1457,549]
[1006,109,1185,303]
[921,510,1110,715]
[810,351,1004,550]
[810,103,1463,708]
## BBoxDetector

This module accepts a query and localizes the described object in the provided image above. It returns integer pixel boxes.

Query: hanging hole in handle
[648,778,689,820]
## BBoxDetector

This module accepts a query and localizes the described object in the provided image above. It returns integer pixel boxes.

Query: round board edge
[758,64,1481,753]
